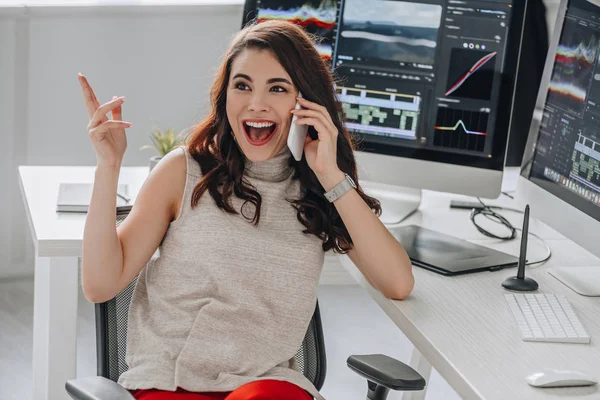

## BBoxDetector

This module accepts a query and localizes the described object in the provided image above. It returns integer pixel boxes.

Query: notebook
[56,183,131,213]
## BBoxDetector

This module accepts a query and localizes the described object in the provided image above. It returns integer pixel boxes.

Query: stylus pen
[517,204,530,279]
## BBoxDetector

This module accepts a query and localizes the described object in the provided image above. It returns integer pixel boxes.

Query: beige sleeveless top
[117,146,326,400]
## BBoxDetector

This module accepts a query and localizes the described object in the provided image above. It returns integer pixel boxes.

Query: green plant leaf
[141,127,187,157]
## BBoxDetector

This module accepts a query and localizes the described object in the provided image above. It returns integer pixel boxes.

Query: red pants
[129,379,313,400]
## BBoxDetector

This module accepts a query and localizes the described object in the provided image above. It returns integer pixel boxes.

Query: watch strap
[324,174,356,203]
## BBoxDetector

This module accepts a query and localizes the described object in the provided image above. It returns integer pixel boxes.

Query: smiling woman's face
[226,47,299,162]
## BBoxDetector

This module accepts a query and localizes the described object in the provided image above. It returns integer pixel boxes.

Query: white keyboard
[504,293,591,344]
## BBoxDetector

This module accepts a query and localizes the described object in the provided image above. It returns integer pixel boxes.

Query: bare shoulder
[148,146,187,222]
[159,146,187,170]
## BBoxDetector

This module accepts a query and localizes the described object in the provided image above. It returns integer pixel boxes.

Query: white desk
[341,191,600,400]
[18,166,148,400]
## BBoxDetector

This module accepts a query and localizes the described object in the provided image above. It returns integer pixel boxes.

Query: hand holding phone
[287,92,309,161]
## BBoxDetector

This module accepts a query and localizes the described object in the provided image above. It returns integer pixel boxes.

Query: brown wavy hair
[186,19,381,253]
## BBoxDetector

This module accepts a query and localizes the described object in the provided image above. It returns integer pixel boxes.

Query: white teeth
[246,121,275,128]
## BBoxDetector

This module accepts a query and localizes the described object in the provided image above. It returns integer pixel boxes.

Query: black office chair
[65,210,425,400]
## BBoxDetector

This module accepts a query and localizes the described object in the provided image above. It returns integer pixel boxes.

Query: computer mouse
[526,368,598,388]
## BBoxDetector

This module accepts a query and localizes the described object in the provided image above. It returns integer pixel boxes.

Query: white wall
[1,9,30,280]
[0,16,18,278]
[28,5,244,165]
[1,3,245,278]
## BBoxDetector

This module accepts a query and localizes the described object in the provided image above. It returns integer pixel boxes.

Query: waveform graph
[257,0,337,60]
[546,16,599,114]
[434,108,488,152]
[445,48,497,101]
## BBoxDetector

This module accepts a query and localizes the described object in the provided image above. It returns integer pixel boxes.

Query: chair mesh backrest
[98,211,326,390]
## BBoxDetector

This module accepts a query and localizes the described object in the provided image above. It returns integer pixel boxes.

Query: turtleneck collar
[244,146,294,182]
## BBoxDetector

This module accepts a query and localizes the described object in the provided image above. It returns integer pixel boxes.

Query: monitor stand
[360,181,421,225]
[547,266,600,297]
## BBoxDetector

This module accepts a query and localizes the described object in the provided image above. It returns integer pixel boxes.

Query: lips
[242,120,278,146]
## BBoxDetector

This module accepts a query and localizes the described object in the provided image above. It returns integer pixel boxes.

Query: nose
[247,91,270,113]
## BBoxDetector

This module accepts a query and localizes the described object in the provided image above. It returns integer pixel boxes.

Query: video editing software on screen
[253,0,516,159]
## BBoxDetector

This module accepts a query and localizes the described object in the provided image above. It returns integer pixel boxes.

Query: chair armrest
[347,354,426,391]
[65,376,135,400]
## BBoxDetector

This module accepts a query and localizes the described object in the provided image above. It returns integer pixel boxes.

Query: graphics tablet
[393,225,519,276]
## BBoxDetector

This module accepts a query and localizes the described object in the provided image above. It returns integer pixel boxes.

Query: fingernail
[78,72,83,77]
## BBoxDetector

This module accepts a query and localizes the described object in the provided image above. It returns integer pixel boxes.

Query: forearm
[320,172,415,299]
[81,163,124,301]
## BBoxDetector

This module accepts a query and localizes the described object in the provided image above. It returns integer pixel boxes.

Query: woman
[78,20,414,400]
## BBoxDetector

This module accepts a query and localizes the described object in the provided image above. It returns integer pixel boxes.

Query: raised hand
[78,73,132,167]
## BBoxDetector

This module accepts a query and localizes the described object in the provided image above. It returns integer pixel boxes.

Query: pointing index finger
[78,73,102,120]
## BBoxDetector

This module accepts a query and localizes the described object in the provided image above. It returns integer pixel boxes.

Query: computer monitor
[242,0,527,223]
[518,0,600,296]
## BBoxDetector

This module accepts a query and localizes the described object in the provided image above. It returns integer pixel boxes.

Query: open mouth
[243,121,278,146]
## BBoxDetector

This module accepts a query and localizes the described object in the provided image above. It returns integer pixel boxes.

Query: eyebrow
[232,73,292,85]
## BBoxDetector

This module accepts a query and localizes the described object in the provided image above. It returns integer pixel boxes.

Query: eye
[234,82,249,91]
[270,85,287,93]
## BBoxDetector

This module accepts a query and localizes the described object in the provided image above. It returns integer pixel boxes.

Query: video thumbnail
[256,0,337,60]
[336,0,442,65]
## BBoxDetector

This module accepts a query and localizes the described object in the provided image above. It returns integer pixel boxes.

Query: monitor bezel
[520,0,600,224]
[242,0,527,172]
[241,0,258,26]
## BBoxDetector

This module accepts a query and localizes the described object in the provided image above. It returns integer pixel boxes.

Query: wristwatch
[324,173,357,203]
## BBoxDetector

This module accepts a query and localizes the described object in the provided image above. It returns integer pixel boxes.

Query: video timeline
[571,134,600,193]
[544,167,600,207]
[338,87,420,139]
